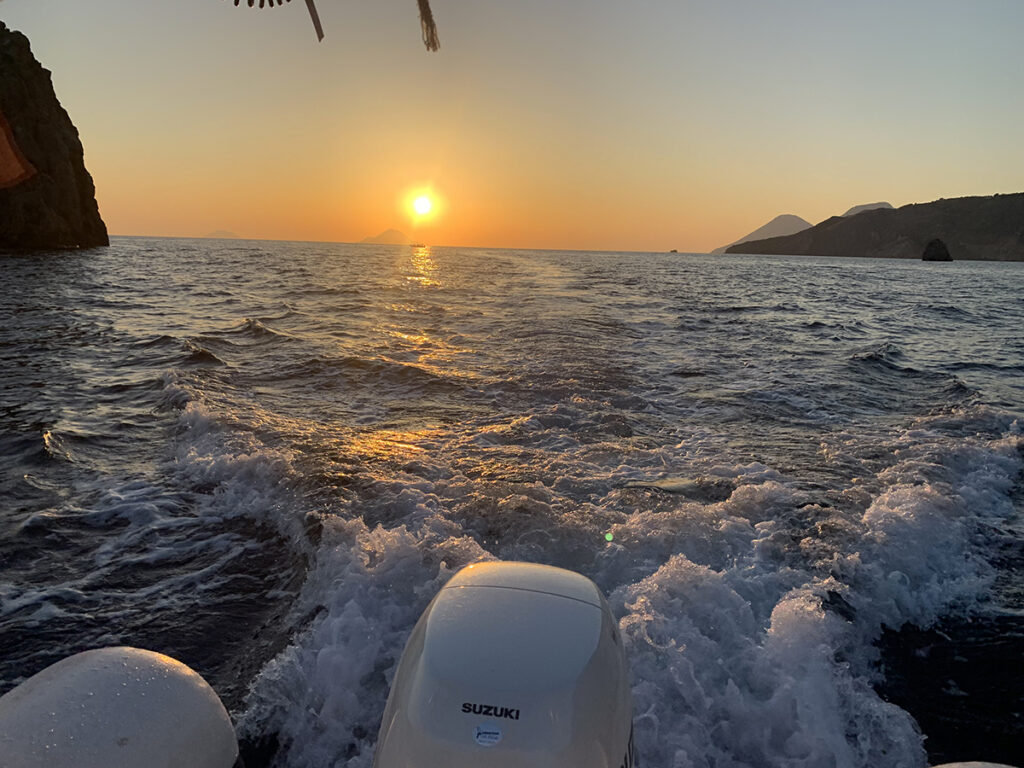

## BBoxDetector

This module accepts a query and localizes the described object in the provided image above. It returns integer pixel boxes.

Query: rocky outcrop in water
[726,194,1024,261]
[922,238,952,261]
[0,21,108,250]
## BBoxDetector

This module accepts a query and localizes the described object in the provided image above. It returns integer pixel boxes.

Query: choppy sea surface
[1,238,1022,768]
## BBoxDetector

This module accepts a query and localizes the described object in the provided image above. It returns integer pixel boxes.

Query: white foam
[615,558,923,768]
[239,515,489,767]
[1,374,320,692]
[236,403,1022,767]
[604,405,1022,767]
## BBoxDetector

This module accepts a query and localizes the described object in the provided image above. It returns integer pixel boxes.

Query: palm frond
[417,0,440,51]
[222,0,439,50]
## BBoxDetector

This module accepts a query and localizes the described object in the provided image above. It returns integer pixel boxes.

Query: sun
[402,187,442,225]
[412,195,433,217]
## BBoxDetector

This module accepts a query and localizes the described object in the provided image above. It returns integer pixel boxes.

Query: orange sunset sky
[2,0,1022,252]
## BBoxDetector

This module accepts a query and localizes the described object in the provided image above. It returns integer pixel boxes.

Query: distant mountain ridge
[712,214,811,254]
[726,193,1024,261]
[713,201,896,255]
[841,202,893,217]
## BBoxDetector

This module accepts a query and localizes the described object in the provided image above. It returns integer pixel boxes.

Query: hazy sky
[2,0,1022,251]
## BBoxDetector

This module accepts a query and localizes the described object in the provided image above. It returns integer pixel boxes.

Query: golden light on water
[347,428,436,461]
[408,245,439,286]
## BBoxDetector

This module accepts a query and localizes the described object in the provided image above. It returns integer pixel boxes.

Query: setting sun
[404,187,443,227]
[413,196,432,216]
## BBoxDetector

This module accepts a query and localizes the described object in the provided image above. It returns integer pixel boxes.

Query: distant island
[205,230,239,239]
[361,228,409,245]
[726,193,1024,261]
[711,214,811,255]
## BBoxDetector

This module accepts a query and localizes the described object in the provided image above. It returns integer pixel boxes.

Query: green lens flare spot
[605,533,614,542]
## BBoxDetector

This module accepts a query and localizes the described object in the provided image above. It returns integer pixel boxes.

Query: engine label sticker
[461,702,520,720]
[474,723,503,747]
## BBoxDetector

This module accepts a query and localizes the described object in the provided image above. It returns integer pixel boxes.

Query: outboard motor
[372,561,635,768]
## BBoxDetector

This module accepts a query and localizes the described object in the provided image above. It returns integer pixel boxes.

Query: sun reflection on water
[346,426,441,461]
[406,245,439,287]
[367,245,481,384]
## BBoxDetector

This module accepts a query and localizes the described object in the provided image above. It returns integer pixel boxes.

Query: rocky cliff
[0,21,108,249]
[726,193,1024,261]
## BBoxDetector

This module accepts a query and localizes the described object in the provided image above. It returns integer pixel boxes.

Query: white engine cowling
[372,561,635,768]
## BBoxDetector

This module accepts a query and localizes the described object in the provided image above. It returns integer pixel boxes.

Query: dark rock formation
[0,21,108,250]
[922,238,952,261]
[727,193,1024,261]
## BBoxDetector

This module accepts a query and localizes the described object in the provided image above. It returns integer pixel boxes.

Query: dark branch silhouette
[224,0,439,49]
[416,0,439,51]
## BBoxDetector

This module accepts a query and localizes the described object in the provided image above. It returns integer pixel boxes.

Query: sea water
[1,238,1022,767]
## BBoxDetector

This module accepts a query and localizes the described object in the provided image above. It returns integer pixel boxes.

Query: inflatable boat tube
[0,646,238,768]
